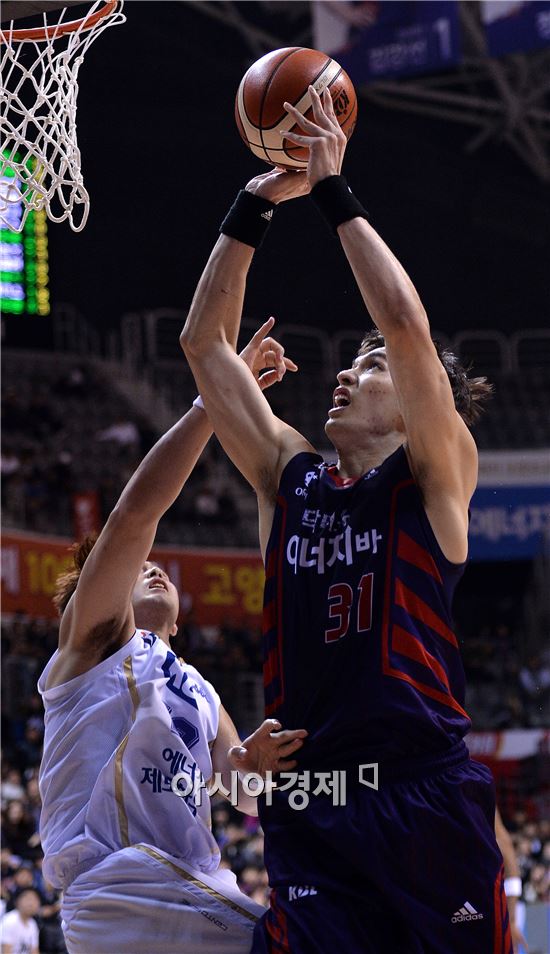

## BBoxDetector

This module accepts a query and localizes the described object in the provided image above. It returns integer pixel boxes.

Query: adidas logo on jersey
[451,902,484,923]
[288,885,318,901]
[261,210,273,221]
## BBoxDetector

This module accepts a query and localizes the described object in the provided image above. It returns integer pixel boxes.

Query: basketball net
[0,1,125,233]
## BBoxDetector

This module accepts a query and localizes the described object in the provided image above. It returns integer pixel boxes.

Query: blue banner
[313,1,461,84]
[481,1,550,57]
[469,486,550,561]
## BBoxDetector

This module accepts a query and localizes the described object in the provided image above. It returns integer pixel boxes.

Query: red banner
[1,531,264,626]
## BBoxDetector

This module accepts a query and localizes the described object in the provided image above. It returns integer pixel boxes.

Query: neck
[335,434,404,479]
[136,619,174,645]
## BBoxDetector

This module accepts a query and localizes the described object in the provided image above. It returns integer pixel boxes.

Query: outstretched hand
[282,85,347,188]
[245,166,310,204]
[228,719,308,779]
[239,316,298,390]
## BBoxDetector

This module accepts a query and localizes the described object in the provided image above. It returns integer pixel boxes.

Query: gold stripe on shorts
[114,656,140,848]
[134,844,259,923]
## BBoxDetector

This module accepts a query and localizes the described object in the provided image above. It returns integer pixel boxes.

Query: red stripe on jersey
[382,479,415,674]
[395,578,458,648]
[263,598,277,633]
[493,865,513,954]
[392,624,451,692]
[264,647,279,689]
[266,697,283,717]
[397,530,442,583]
[266,549,277,579]
[493,865,503,954]
[266,889,290,953]
[382,480,468,717]
[384,662,468,717]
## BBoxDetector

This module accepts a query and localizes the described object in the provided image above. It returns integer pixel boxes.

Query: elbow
[179,325,199,358]
[110,496,159,533]
[180,324,222,361]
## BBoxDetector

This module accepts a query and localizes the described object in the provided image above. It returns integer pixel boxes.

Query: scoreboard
[1,152,50,316]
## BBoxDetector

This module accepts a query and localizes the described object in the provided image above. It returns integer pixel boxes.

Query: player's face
[325,347,404,444]
[131,561,179,629]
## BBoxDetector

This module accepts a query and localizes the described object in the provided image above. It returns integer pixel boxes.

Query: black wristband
[220,190,276,249]
[310,175,368,234]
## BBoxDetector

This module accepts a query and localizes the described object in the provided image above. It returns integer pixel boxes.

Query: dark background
[7,1,550,339]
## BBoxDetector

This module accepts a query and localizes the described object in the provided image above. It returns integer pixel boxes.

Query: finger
[270,729,308,743]
[228,745,248,760]
[275,738,305,758]
[283,357,298,372]
[283,101,323,135]
[259,336,284,353]
[322,86,339,126]
[261,350,281,369]
[249,316,275,346]
[281,130,317,147]
[258,369,279,391]
[260,344,286,365]
[309,85,334,129]
[263,719,282,734]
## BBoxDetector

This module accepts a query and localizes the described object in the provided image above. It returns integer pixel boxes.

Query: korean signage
[469,450,550,561]
[312,0,461,84]
[1,531,264,625]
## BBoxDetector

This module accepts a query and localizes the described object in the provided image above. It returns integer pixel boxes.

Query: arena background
[1,2,549,952]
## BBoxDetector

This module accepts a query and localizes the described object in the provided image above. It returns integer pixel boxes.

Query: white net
[0,1,125,233]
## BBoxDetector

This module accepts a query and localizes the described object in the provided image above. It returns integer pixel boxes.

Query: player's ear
[170,623,178,638]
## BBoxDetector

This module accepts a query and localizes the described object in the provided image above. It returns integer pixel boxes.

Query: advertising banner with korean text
[469,450,550,561]
[1,531,264,625]
[312,0,461,84]
[481,1,550,57]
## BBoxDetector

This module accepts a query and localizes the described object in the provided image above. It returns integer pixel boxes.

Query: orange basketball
[235,47,357,170]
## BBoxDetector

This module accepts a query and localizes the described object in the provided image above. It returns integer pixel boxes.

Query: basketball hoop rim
[0,0,118,43]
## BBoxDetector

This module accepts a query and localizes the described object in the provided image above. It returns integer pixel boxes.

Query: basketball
[235,47,357,169]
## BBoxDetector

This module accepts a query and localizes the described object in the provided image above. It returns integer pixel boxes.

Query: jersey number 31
[325,573,373,643]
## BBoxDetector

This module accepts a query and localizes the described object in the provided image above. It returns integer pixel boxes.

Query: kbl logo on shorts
[288,886,318,901]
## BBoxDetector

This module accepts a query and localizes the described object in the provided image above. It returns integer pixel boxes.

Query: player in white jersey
[37,323,305,954]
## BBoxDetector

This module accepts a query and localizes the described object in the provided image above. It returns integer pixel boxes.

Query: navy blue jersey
[263,446,471,767]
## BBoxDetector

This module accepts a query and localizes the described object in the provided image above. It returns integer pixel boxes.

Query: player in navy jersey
[181,86,512,953]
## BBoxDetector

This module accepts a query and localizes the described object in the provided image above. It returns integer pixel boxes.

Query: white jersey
[0,910,39,953]
[38,630,221,890]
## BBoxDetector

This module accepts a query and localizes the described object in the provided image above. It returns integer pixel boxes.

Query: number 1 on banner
[325,573,373,643]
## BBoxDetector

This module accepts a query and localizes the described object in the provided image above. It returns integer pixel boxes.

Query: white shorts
[61,844,263,953]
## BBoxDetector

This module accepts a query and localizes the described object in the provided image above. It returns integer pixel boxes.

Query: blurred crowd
[1,360,248,547]
[464,629,550,730]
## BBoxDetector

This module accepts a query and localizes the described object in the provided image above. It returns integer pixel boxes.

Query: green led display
[1,150,50,316]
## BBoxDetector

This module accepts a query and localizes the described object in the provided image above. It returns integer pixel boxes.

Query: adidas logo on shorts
[451,902,484,923]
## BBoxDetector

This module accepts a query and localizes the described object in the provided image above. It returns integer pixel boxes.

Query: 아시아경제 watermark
[171,764,379,808]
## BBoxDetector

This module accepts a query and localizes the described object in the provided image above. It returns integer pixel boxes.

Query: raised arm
[58,326,291,666]
[180,172,314,553]
[284,87,478,563]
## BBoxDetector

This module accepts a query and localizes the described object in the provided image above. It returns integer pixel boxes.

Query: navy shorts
[252,743,512,954]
